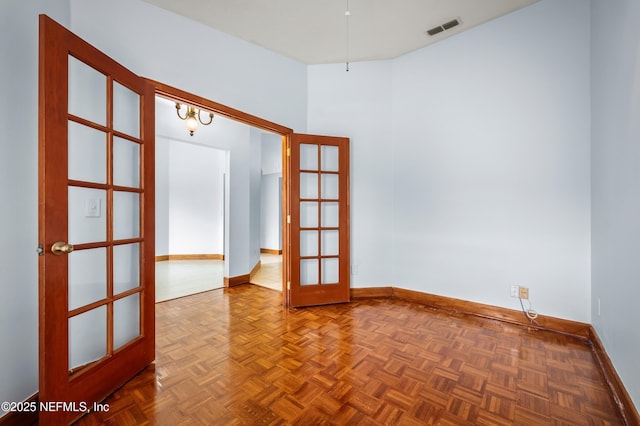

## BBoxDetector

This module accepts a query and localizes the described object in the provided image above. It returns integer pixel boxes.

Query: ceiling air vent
[426,18,461,37]
[426,26,444,36]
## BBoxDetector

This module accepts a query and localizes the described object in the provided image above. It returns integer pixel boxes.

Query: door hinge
[287,147,291,157]
[287,281,291,290]
[37,244,44,256]
[287,214,291,224]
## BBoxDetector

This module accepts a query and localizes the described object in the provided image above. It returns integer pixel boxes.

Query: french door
[288,134,350,307]
[38,15,155,425]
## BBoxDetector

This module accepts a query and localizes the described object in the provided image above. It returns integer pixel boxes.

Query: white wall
[261,133,283,175]
[591,0,640,408]
[69,0,307,133]
[260,134,283,251]
[249,129,263,268]
[308,61,396,286]
[308,0,592,322]
[159,139,225,256]
[0,0,71,417]
[391,0,591,322]
[155,137,170,255]
[261,175,282,251]
[224,124,251,277]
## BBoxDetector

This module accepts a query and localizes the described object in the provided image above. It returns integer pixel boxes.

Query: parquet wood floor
[75,285,624,425]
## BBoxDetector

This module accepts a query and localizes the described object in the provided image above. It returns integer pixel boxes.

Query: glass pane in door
[113,136,140,188]
[300,173,318,199]
[113,81,140,138]
[300,202,318,228]
[68,122,106,184]
[68,248,106,311]
[321,145,339,172]
[300,231,319,256]
[300,259,319,286]
[69,306,107,370]
[114,293,140,350]
[321,230,339,256]
[321,202,339,227]
[300,144,318,170]
[113,191,140,240]
[321,174,339,200]
[68,56,106,126]
[113,243,140,294]
[68,187,106,244]
[321,258,339,284]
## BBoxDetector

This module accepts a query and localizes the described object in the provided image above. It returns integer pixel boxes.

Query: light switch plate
[85,198,101,217]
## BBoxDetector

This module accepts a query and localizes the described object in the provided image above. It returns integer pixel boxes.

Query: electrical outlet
[518,286,529,299]
[510,285,519,298]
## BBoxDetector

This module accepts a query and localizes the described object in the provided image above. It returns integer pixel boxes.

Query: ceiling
[141,0,539,65]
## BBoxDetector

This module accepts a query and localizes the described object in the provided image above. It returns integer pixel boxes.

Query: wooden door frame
[149,80,293,306]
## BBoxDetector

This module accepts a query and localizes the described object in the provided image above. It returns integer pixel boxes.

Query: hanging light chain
[345,0,350,72]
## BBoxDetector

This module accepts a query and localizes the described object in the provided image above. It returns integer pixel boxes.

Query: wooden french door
[288,134,350,307]
[38,15,155,425]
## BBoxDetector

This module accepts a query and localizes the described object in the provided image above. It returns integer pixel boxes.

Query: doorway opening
[153,91,288,302]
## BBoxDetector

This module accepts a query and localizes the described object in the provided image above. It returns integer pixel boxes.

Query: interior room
[1,0,639,424]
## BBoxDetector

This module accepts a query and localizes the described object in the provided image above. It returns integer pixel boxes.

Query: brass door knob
[51,241,74,256]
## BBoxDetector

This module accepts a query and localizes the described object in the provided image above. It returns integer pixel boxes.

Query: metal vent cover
[426,18,461,37]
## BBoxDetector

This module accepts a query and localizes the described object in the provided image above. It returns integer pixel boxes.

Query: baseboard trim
[351,286,638,425]
[0,393,38,426]
[155,254,224,261]
[589,327,640,425]
[224,274,250,288]
[351,287,393,299]
[397,287,591,338]
[351,286,591,338]
[260,248,282,255]
[250,260,261,280]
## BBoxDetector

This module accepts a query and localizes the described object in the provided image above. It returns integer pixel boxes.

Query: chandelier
[175,103,214,136]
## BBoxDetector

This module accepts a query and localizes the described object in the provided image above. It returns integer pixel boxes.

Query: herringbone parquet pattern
[75,285,623,425]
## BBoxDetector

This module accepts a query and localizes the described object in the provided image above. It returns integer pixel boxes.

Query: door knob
[51,241,74,256]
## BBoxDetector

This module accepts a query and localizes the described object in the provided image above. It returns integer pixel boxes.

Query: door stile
[140,82,156,342]
[39,13,72,402]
